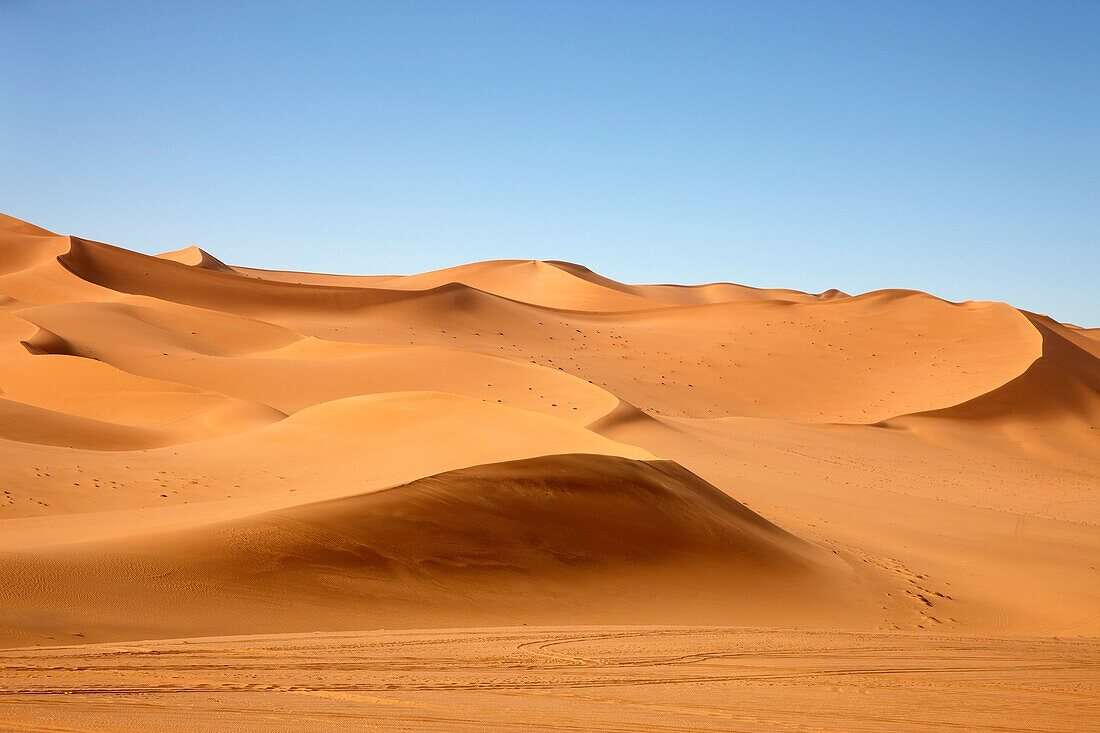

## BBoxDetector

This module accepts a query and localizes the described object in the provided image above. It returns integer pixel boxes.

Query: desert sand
[0,211,1097,731]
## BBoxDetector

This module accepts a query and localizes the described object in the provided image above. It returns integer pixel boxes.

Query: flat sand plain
[3,627,1098,732]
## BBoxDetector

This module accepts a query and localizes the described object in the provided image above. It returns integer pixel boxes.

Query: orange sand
[0,212,1097,730]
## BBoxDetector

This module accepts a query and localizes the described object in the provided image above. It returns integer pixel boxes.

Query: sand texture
[0,212,1097,730]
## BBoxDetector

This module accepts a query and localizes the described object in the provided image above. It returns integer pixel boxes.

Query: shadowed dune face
[0,211,1097,648]
[0,454,865,644]
[890,312,1100,458]
[258,454,812,574]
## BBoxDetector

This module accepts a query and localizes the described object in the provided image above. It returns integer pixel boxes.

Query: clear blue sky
[2,1,1097,324]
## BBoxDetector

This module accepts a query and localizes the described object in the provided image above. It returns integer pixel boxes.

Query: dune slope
[891,311,1100,457]
[0,454,861,645]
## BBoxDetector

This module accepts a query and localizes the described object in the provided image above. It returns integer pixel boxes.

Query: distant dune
[157,244,235,272]
[0,210,1097,653]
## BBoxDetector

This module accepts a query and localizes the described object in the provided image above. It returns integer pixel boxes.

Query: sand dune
[889,312,1100,458]
[1071,324,1100,342]
[43,232,1050,424]
[0,354,283,446]
[0,210,1097,665]
[157,244,235,272]
[237,258,846,309]
[16,301,621,419]
[0,215,65,276]
[0,398,169,450]
[0,454,869,645]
